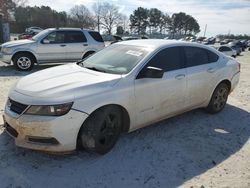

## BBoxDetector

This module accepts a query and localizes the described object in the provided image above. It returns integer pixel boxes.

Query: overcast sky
[28,0,250,37]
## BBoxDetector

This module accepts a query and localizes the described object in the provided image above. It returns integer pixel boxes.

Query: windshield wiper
[84,66,106,73]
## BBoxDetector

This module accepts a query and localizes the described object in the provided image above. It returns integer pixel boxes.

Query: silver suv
[0,28,105,71]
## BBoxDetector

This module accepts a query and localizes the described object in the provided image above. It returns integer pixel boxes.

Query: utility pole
[203,24,207,37]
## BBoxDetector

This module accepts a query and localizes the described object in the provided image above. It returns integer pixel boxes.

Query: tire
[79,106,122,154]
[205,83,229,114]
[13,53,35,71]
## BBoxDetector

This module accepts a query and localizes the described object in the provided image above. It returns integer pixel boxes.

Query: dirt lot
[0,51,250,188]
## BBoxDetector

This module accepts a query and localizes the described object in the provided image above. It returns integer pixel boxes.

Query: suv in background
[0,28,105,71]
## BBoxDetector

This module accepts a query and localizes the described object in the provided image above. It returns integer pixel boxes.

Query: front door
[36,31,67,63]
[134,47,187,128]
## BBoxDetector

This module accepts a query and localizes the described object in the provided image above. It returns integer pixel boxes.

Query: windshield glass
[82,44,152,74]
[32,29,50,41]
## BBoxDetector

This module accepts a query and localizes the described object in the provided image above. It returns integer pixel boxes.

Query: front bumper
[0,53,12,64]
[3,106,88,153]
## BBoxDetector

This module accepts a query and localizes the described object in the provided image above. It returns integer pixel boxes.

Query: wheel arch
[76,103,130,148]
[12,51,37,64]
[218,79,232,91]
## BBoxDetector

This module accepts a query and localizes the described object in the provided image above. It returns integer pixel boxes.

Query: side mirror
[137,66,164,79]
[42,39,50,44]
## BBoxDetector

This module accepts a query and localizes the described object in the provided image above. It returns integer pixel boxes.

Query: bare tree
[99,2,123,35]
[70,5,95,29]
[92,1,101,32]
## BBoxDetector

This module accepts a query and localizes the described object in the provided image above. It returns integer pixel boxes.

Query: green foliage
[217,34,250,40]
[130,7,149,35]
[116,26,124,35]
[11,6,68,32]
[168,12,200,35]
[130,8,200,36]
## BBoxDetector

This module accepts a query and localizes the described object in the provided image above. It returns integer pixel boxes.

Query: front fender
[12,46,38,61]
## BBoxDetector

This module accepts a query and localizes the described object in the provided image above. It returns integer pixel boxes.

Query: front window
[32,29,50,41]
[80,44,152,74]
[43,31,66,43]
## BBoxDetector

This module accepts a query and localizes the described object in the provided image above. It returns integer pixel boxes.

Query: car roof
[46,28,97,32]
[118,39,216,51]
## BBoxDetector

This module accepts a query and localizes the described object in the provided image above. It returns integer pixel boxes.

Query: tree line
[130,7,200,36]
[0,0,200,37]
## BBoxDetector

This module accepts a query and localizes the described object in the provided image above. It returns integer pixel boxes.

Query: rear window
[207,50,219,62]
[89,31,104,42]
[184,47,209,67]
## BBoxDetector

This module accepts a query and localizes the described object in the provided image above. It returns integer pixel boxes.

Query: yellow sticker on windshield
[126,50,143,56]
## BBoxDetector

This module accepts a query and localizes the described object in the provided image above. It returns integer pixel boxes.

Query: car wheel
[79,106,122,154]
[13,53,35,71]
[205,83,229,114]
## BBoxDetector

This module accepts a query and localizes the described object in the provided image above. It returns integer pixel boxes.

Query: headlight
[2,47,13,54]
[25,102,73,116]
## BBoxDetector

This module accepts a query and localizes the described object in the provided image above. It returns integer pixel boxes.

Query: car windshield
[80,44,152,74]
[31,29,50,41]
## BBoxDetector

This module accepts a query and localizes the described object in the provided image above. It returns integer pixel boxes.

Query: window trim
[135,46,185,79]
[40,30,88,44]
[65,30,87,43]
[41,30,67,44]
[182,46,218,68]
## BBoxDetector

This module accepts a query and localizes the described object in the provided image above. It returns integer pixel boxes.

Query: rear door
[184,46,219,107]
[65,31,88,61]
[134,47,187,128]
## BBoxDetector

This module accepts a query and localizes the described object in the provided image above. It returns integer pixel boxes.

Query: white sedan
[3,40,240,154]
[218,46,237,57]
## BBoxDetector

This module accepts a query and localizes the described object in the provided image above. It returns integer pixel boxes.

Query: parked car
[203,37,216,45]
[25,27,43,33]
[228,42,242,55]
[18,32,38,40]
[3,40,240,154]
[220,39,230,45]
[235,40,246,51]
[0,28,105,71]
[218,46,236,57]
[102,35,122,46]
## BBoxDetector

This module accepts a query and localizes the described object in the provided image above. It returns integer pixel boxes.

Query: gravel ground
[0,51,249,188]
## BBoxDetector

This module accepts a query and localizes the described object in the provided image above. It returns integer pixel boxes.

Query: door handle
[207,68,215,73]
[60,44,66,47]
[83,44,88,46]
[175,74,185,80]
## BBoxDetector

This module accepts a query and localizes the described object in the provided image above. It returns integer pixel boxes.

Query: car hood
[10,64,122,105]
[2,39,35,48]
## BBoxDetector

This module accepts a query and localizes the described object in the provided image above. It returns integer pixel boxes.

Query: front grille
[9,99,28,114]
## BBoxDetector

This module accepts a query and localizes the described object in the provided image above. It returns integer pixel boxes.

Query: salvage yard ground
[0,51,250,188]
